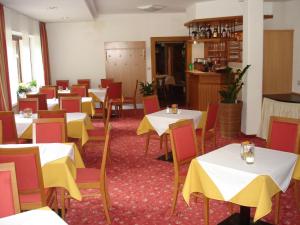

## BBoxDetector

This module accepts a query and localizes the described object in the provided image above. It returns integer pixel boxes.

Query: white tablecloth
[197,143,297,200]
[15,113,88,138]
[88,88,106,102]
[58,89,70,94]
[0,207,67,225]
[0,143,75,167]
[146,109,202,136]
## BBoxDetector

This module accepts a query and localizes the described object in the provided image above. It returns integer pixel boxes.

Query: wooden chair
[38,110,66,120]
[71,85,87,97]
[60,96,81,113]
[40,86,57,99]
[123,79,138,110]
[56,80,69,90]
[107,82,123,117]
[0,121,2,144]
[169,120,200,215]
[77,79,91,89]
[142,95,165,157]
[18,98,39,114]
[62,124,112,223]
[88,101,112,141]
[267,116,300,224]
[27,93,48,110]
[196,103,219,155]
[0,162,20,218]
[57,93,79,98]
[0,147,58,212]
[0,111,18,144]
[100,78,114,88]
[33,118,66,143]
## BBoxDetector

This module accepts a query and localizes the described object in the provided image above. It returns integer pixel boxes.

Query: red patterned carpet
[65,109,300,225]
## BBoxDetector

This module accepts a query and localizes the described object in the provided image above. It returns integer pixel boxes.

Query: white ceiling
[0,0,289,23]
[0,0,204,22]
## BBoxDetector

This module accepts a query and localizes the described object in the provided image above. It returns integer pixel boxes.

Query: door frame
[150,36,191,81]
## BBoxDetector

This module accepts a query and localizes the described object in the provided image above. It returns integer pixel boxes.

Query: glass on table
[240,142,255,164]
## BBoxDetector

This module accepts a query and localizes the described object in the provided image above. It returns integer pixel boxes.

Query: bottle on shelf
[206,25,212,39]
[212,26,218,38]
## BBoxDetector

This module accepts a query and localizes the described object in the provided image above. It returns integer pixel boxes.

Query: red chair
[39,86,57,99]
[0,147,58,211]
[123,80,138,110]
[0,111,18,144]
[62,124,112,223]
[107,82,123,117]
[18,98,39,114]
[56,80,69,90]
[38,110,66,119]
[0,162,20,218]
[267,116,300,224]
[169,120,199,215]
[27,93,48,110]
[0,121,2,144]
[100,79,114,88]
[33,118,66,143]
[71,85,87,97]
[60,96,81,113]
[196,103,219,154]
[77,79,91,89]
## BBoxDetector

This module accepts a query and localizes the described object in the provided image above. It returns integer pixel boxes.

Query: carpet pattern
[65,110,300,225]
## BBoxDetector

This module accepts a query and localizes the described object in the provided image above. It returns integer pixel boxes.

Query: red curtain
[39,22,51,85]
[0,4,11,110]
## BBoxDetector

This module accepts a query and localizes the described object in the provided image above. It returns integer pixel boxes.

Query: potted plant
[17,82,31,98]
[139,81,154,96]
[219,65,251,137]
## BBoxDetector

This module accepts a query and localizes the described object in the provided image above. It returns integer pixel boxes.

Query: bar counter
[186,70,229,111]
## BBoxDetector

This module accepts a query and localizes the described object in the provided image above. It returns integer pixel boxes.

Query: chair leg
[171,181,180,215]
[61,190,66,219]
[201,140,205,155]
[100,185,112,224]
[274,192,280,225]
[204,196,209,225]
[164,134,168,160]
[53,189,58,213]
[159,136,163,150]
[294,180,300,209]
[145,132,151,155]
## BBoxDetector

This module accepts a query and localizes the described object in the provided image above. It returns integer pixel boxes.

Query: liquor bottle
[226,24,230,38]
[222,27,227,38]
[206,25,212,39]
[212,26,218,38]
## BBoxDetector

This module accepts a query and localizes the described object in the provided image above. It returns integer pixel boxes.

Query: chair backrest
[104,102,112,133]
[204,103,219,132]
[0,111,18,144]
[169,120,199,164]
[142,95,160,115]
[267,116,300,154]
[57,93,79,98]
[71,85,87,97]
[56,80,69,90]
[100,123,112,183]
[78,79,91,89]
[39,86,57,99]
[60,96,81,113]
[100,79,114,88]
[38,110,66,119]
[107,82,122,100]
[27,93,48,110]
[18,98,39,114]
[0,162,20,218]
[132,79,138,98]
[0,147,46,206]
[33,118,66,143]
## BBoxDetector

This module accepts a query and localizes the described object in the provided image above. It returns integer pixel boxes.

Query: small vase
[18,93,26,99]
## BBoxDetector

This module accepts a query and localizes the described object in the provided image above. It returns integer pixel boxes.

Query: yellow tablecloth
[42,143,84,201]
[182,156,300,222]
[20,116,94,146]
[49,101,95,117]
[137,111,207,135]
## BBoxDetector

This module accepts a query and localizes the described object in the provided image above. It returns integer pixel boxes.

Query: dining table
[15,112,94,146]
[182,143,300,225]
[0,207,67,225]
[137,108,206,160]
[0,143,84,201]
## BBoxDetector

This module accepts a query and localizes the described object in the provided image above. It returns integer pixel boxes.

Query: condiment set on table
[240,141,255,164]
[166,104,180,114]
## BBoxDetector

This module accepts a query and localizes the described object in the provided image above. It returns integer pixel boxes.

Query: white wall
[264,0,300,93]
[46,13,188,87]
[4,7,44,105]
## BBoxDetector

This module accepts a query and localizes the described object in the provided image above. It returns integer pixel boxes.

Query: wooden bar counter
[186,70,229,111]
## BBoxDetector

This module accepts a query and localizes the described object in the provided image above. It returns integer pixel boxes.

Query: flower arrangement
[139,81,154,96]
[17,80,37,96]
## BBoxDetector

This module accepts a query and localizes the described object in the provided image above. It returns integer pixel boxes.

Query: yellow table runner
[42,143,84,201]
[182,156,300,222]
[137,111,207,135]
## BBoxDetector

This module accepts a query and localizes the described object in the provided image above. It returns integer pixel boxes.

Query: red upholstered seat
[78,79,91,89]
[18,98,39,113]
[40,87,56,99]
[71,85,87,97]
[19,188,52,204]
[56,80,69,90]
[142,95,160,115]
[0,111,18,144]
[60,97,81,113]
[27,93,48,110]
[107,82,122,117]
[76,168,100,183]
[33,118,66,143]
[100,79,114,88]
[0,171,16,217]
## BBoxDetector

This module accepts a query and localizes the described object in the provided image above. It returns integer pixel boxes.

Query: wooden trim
[0,162,20,214]
[150,36,190,81]
[184,16,243,27]
[0,120,2,144]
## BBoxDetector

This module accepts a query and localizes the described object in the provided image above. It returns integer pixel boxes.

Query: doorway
[151,37,191,107]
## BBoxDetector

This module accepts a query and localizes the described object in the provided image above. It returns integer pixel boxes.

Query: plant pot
[219,101,243,138]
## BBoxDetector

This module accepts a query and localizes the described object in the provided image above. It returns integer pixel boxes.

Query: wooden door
[263,30,294,94]
[105,42,146,103]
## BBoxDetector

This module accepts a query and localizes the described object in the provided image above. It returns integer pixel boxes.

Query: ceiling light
[137,4,165,12]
